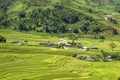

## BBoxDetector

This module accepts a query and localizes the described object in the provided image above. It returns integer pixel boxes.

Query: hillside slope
[0,0,120,34]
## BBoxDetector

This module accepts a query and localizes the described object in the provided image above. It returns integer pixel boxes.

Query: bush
[111,52,120,60]
[118,77,120,80]
[101,50,109,58]
[19,12,26,18]
[0,35,6,43]
[99,35,105,39]
[72,54,77,57]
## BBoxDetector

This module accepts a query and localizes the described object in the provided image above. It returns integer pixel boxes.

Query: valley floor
[0,29,120,80]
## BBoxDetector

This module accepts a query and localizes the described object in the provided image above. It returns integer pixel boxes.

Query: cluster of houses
[74,55,113,62]
[11,39,99,52]
[40,39,99,51]
[78,46,98,51]
[11,39,114,62]
[40,39,71,49]
[103,14,116,21]
[11,39,99,51]
[11,40,22,46]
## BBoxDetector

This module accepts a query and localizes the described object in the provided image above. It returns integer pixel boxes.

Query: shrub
[111,52,120,60]
[19,12,26,18]
[101,49,109,58]
[99,35,105,39]
[118,77,120,80]
[72,54,77,57]
[0,35,6,43]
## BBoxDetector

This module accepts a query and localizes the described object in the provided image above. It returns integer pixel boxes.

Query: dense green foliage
[0,0,120,34]
[0,35,6,43]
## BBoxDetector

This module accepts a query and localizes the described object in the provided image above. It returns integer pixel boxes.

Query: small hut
[11,40,22,46]
[80,46,89,51]
[91,46,98,49]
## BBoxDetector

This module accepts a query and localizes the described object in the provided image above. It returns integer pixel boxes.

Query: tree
[30,9,39,18]
[61,9,79,24]
[109,42,116,53]
[101,49,106,58]
[69,33,77,46]
[92,26,100,34]
[45,27,50,33]
[60,25,67,33]
[73,28,79,34]
[115,3,120,13]
[72,54,77,57]
[112,28,118,35]
[0,35,6,43]
[19,11,26,18]
[80,22,90,34]
[99,35,105,39]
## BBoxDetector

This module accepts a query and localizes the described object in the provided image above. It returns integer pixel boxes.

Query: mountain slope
[0,0,120,34]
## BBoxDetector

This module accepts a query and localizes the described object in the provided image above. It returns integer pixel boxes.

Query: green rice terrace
[1,0,120,80]
[0,29,120,80]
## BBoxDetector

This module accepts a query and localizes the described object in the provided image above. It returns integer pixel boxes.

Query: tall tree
[109,42,116,53]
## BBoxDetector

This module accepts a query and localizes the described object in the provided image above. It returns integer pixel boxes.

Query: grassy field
[0,29,120,80]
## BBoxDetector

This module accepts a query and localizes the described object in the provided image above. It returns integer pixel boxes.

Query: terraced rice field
[0,53,120,80]
[0,29,120,80]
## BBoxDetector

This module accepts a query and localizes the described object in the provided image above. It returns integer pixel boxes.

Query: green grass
[0,29,120,80]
